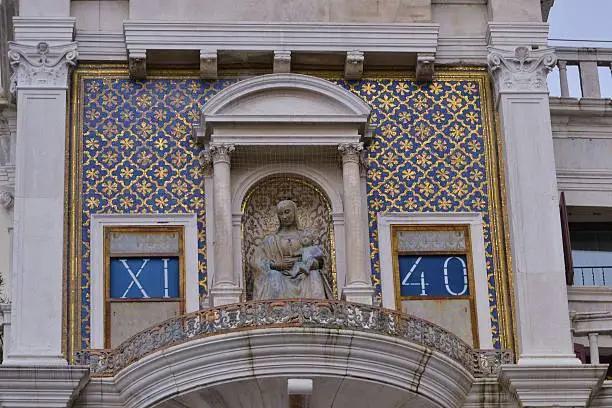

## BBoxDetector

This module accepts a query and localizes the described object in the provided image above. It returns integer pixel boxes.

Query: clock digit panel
[392,225,478,347]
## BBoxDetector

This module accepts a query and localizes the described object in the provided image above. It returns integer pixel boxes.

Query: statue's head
[276,200,297,228]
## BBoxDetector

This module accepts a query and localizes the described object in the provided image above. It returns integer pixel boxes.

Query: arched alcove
[241,174,336,300]
[195,74,374,306]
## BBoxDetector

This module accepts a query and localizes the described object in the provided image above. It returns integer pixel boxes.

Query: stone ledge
[500,364,607,407]
[0,365,89,408]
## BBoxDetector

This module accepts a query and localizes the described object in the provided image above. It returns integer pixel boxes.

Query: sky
[547,0,612,97]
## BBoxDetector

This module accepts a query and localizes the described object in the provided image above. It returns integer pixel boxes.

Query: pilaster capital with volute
[8,41,78,92]
[338,142,364,165]
[487,46,556,95]
[208,143,235,165]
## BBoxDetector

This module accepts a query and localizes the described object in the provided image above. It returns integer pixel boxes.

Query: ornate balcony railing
[75,300,513,378]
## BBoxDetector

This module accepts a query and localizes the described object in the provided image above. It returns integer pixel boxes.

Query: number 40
[401,256,468,296]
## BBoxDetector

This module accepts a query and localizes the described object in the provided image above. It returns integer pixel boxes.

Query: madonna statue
[249,200,332,300]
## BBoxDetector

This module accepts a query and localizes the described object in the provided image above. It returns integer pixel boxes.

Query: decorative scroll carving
[208,143,235,164]
[273,50,291,74]
[8,41,77,91]
[344,51,364,80]
[487,46,556,93]
[473,349,514,377]
[76,299,513,377]
[338,142,363,165]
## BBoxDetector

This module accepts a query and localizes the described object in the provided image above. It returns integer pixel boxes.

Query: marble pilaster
[2,40,76,366]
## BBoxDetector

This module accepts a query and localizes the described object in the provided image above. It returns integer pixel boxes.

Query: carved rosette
[487,46,556,94]
[208,143,235,165]
[8,41,78,91]
[338,142,364,165]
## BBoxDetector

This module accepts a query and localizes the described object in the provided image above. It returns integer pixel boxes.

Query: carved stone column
[338,142,374,305]
[3,41,76,366]
[208,143,241,306]
[489,45,607,406]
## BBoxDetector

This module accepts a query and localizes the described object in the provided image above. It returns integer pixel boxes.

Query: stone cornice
[500,364,607,408]
[8,41,78,91]
[0,366,89,408]
[487,46,556,95]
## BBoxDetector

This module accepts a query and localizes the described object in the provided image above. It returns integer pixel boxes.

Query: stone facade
[1,0,612,407]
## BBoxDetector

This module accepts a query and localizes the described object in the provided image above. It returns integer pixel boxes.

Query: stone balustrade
[554,46,612,98]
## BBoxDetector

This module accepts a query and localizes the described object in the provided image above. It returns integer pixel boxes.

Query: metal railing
[554,47,612,98]
[574,266,612,286]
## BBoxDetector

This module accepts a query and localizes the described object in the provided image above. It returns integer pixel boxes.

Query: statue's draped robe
[250,230,331,300]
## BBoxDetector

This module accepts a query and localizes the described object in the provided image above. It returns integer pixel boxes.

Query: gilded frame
[391,224,478,347]
[103,225,186,348]
[66,65,515,360]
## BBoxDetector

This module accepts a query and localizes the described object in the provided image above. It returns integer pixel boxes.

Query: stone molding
[0,365,89,408]
[88,213,200,349]
[499,364,607,408]
[486,22,549,48]
[123,20,439,54]
[377,212,493,349]
[8,41,78,91]
[487,46,556,95]
[12,17,75,45]
[77,326,480,408]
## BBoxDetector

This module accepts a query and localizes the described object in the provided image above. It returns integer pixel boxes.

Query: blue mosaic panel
[79,76,500,348]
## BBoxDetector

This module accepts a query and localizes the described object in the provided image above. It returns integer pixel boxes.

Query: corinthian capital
[338,142,364,165]
[8,41,78,91]
[208,143,235,164]
[487,46,556,94]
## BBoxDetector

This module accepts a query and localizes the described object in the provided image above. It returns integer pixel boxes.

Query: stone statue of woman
[249,200,332,300]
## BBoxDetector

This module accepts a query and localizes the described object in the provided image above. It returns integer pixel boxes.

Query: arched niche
[195,73,373,306]
[240,174,337,300]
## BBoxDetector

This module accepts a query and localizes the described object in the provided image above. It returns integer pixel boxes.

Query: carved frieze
[8,41,77,91]
[487,46,556,94]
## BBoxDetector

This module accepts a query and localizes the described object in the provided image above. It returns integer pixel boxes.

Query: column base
[210,284,242,306]
[342,283,374,305]
[0,365,89,408]
[500,364,607,407]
